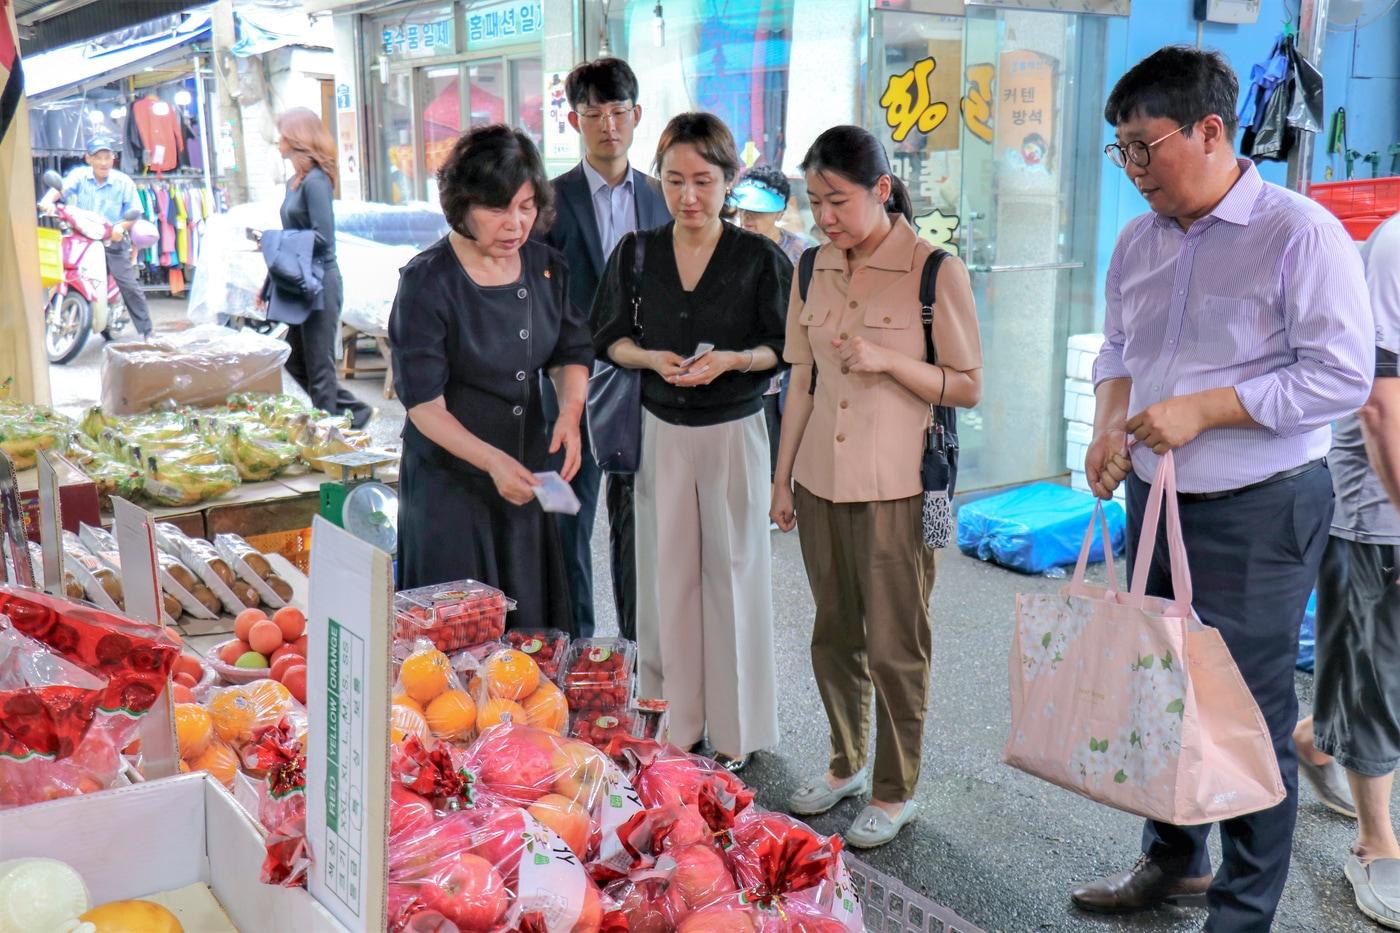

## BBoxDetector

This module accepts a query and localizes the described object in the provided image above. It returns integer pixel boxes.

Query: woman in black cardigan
[272,107,370,429]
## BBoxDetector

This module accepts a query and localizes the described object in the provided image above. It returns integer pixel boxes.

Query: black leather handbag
[586,233,646,474]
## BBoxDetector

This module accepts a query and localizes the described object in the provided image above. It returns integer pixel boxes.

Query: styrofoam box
[0,773,347,932]
[1065,420,1093,473]
[1064,377,1097,425]
[1066,333,1101,383]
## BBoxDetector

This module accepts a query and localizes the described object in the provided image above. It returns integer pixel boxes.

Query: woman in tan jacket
[771,125,983,847]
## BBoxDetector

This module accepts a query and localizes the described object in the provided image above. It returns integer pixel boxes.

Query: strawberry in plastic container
[503,629,570,681]
[559,639,634,714]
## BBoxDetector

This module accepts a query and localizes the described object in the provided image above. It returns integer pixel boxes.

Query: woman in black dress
[272,107,371,429]
[389,126,591,632]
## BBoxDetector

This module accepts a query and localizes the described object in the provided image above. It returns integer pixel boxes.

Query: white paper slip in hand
[532,471,581,515]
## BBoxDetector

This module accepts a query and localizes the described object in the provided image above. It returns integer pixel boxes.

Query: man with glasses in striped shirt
[1074,46,1374,932]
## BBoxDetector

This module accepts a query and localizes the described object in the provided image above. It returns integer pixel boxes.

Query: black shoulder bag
[586,233,647,474]
[798,246,959,549]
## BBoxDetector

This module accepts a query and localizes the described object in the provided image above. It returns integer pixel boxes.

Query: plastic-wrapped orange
[522,681,568,734]
[174,704,213,759]
[482,649,541,701]
[475,697,528,732]
[425,690,476,741]
[187,741,239,788]
[207,689,256,746]
[391,704,431,744]
[399,648,451,704]
[80,899,184,932]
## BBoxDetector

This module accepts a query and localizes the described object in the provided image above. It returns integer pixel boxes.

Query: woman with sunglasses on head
[592,112,789,771]
[772,125,982,847]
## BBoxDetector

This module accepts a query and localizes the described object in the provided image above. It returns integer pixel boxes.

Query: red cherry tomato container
[393,579,515,653]
[558,637,636,713]
[502,628,570,679]
[568,707,638,750]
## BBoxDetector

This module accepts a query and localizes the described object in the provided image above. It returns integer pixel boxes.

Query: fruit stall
[0,456,880,933]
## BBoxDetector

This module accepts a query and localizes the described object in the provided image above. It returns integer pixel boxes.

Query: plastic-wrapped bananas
[141,455,240,507]
[0,400,75,470]
[213,423,299,482]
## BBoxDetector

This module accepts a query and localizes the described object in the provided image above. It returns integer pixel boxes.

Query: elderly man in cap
[729,165,813,481]
[40,136,154,338]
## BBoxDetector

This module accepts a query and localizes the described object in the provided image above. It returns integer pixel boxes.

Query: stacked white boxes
[1065,333,1125,502]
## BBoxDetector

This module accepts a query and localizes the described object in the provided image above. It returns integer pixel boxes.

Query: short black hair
[739,164,791,203]
[565,58,639,109]
[436,125,554,239]
[1105,46,1239,137]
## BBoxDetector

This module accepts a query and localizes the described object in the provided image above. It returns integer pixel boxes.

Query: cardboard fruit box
[0,773,348,932]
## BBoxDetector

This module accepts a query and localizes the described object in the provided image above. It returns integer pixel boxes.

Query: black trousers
[762,393,781,480]
[1125,464,1332,933]
[284,261,370,423]
[607,472,637,641]
[105,241,152,336]
[556,422,602,639]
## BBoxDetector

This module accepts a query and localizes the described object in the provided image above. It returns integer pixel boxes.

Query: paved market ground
[54,300,1388,932]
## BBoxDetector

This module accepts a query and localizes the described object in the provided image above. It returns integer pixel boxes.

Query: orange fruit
[522,680,568,734]
[391,704,430,744]
[208,689,257,746]
[476,697,528,732]
[247,679,293,729]
[392,693,424,715]
[188,741,239,788]
[425,689,476,741]
[400,648,452,704]
[483,649,541,701]
[174,703,213,759]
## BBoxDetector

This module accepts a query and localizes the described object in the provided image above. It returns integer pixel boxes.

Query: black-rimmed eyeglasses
[1104,124,1188,169]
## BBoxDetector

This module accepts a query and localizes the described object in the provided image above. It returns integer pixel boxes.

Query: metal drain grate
[844,853,987,933]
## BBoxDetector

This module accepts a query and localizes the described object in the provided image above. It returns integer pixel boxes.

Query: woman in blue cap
[729,165,815,480]
[730,165,815,265]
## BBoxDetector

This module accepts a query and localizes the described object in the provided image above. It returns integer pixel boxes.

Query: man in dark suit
[539,58,671,640]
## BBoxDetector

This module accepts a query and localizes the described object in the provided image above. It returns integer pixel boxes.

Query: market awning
[15,0,200,56]
[23,9,211,101]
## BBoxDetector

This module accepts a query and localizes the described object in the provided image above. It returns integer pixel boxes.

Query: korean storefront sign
[995,49,1056,170]
[879,50,963,255]
[466,0,543,52]
[380,5,455,60]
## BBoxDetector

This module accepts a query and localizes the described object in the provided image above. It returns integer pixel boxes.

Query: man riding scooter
[38,137,154,341]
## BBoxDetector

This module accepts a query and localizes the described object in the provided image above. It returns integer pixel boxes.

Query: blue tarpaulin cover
[957,483,1126,574]
[1298,590,1317,673]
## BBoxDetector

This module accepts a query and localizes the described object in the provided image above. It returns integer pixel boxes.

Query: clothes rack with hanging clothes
[128,175,224,294]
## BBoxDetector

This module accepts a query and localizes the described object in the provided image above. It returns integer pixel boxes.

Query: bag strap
[1068,500,1119,597]
[797,246,818,303]
[920,249,950,366]
[630,232,646,336]
[1128,451,1193,616]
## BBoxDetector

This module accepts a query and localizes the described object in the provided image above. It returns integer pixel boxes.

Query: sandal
[787,766,870,816]
[845,800,919,849]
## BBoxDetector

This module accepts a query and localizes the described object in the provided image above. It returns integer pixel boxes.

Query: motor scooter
[38,169,156,365]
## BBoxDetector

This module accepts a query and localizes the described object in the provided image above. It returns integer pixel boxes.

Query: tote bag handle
[1127,451,1193,616]
[1068,500,1119,596]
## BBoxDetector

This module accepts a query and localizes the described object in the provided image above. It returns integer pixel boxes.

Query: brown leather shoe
[1071,855,1211,914]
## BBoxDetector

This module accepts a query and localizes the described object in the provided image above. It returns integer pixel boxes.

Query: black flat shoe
[713,753,750,773]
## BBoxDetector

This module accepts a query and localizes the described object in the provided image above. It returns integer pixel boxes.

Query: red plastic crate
[1310,177,1400,220]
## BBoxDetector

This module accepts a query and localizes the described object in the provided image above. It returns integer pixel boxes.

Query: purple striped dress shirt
[1092,159,1374,493]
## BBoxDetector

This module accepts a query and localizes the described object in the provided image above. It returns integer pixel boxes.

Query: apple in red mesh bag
[677,907,756,933]
[390,784,437,840]
[661,843,738,912]
[417,852,508,930]
[470,725,556,804]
